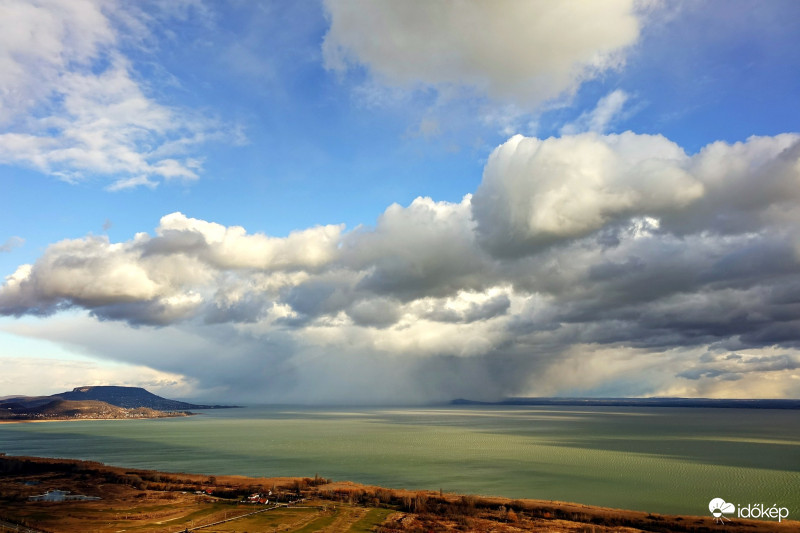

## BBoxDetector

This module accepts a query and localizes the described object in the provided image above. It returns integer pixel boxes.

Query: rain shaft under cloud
[3,131,800,403]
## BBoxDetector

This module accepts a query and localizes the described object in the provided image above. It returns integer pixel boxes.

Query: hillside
[0,399,191,421]
[0,385,236,412]
[54,386,216,410]
[0,395,55,409]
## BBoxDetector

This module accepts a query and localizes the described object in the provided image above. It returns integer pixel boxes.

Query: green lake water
[0,405,798,516]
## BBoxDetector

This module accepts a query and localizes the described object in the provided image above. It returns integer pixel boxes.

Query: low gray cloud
[0,236,24,253]
[2,131,800,402]
[346,298,402,328]
[678,353,800,381]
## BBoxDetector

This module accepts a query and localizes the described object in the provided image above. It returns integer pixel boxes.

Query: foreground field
[0,455,797,533]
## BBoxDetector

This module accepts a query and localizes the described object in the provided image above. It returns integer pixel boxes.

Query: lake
[0,405,798,516]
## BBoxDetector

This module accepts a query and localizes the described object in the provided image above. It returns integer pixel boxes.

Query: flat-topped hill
[55,386,208,410]
[0,385,237,412]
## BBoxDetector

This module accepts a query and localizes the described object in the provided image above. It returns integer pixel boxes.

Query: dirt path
[180,504,284,531]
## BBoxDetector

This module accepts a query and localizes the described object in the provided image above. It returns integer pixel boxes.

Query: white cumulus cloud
[561,89,631,134]
[472,132,703,255]
[0,0,227,188]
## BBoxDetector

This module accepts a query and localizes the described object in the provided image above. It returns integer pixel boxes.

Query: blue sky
[1,1,799,403]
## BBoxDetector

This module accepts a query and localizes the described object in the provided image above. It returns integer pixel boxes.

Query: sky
[1,0,800,403]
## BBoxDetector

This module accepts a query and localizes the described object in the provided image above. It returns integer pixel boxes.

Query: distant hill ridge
[451,397,800,409]
[1,386,237,411]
